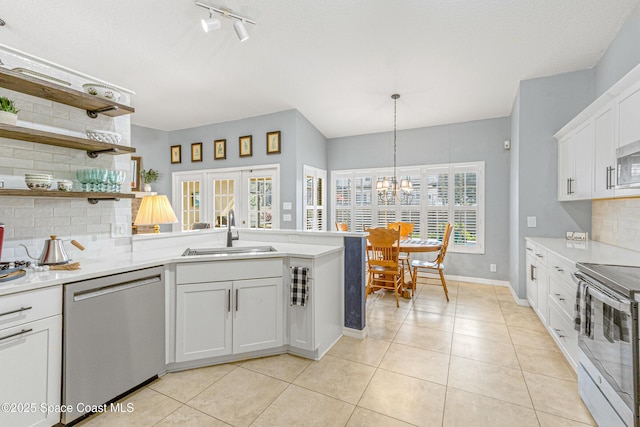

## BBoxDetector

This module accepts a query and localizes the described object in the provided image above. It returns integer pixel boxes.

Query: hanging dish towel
[290,266,309,307]
[574,280,593,338]
[603,306,631,343]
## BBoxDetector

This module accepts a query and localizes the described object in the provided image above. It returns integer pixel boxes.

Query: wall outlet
[111,223,127,238]
[490,264,497,272]
[527,216,537,228]
[283,214,292,222]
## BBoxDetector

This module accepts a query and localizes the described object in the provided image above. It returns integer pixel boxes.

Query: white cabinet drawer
[549,274,576,320]
[548,302,578,367]
[547,252,576,285]
[531,246,548,266]
[0,286,62,331]
[176,258,283,284]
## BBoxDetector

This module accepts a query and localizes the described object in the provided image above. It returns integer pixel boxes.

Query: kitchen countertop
[526,237,640,267]
[0,241,342,297]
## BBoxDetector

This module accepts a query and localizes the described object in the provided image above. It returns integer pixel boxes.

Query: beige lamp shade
[134,195,178,232]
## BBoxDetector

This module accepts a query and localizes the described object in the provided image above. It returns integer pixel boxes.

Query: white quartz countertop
[526,237,640,267]
[0,241,342,297]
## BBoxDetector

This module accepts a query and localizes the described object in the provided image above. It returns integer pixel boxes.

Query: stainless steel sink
[181,246,277,257]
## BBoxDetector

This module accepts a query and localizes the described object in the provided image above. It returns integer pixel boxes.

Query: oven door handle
[587,286,630,312]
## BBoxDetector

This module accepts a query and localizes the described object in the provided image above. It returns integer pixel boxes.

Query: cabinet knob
[554,293,565,302]
[554,266,563,272]
[554,328,565,338]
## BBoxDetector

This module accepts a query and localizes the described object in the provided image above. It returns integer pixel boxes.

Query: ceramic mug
[57,180,73,192]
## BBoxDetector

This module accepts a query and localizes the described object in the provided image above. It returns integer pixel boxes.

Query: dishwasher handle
[73,275,162,302]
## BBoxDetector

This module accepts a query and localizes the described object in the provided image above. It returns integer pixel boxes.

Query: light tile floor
[78,279,596,426]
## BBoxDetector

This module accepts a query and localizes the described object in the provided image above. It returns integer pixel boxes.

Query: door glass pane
[181,180,201,231]
[212,179,235,228]
[248,177,272,229]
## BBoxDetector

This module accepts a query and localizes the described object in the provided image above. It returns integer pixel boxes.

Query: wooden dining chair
[365,226,403,307]
[387,222,414,285]
[335,222,348,231]
[411,222,453,300]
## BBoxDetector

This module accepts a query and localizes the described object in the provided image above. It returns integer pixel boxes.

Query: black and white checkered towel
[574,280,593,338]
[290,266,309,307]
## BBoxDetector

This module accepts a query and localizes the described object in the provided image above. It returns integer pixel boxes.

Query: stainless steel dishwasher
[62,266,165,425]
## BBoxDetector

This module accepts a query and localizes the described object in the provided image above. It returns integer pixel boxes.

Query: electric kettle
[20,235,85,265]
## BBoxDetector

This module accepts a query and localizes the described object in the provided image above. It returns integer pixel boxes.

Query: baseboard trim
[446,274,510,287]
[343,326,368,340]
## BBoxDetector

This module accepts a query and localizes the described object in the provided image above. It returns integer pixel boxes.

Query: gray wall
[133,109,319,230]
[595,3,640,97]
[295,111,329,227]
[328,117,512,281]
[509,69,594,299]
[131,125,171,196]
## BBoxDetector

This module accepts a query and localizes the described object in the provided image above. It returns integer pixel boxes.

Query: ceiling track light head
[195,1,256,40]
[233,19,249,42]
[0,18,5,26]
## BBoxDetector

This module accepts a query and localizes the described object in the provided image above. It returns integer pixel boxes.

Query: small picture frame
[170,145,181,164]
[191,142,203,162]
[239,135,252,157]
[214,139,226,160]
[131,156,141,191]
[266,131,281,154]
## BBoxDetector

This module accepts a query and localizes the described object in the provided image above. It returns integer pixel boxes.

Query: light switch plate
[527,216,537,228]
[111,223,127,238]
[283,202,292,210]
[490,264,497,272]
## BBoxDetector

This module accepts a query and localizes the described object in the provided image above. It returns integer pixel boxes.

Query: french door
[173,166,279,231]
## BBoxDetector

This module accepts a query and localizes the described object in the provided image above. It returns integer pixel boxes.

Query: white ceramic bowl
[26,180,52,190]
[86,129,122,145]
[25,173,53,179]
[82,83,122,102]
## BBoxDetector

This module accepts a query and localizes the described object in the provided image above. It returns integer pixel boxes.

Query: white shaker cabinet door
[233,277,283,354]
[573,121,594,199]
[176,281,233,362]
[0,315,62,427]
[592,104,616,198]
[557,134,575,201]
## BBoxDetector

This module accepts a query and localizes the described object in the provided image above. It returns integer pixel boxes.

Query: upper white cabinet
[592,103,616,199]
[617,81,640,147]
[557,122,593,201]
[555,64,640,200]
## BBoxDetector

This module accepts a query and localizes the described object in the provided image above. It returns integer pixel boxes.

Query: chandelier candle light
[377,94,412,203]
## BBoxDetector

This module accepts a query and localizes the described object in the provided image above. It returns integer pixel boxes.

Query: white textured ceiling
[1,0,638,138]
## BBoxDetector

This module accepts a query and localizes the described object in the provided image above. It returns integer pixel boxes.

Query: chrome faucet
[226,209,239,247]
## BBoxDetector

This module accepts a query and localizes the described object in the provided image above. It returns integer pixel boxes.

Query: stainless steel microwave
[617,139,640,188]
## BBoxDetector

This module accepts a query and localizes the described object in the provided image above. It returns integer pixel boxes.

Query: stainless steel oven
[573,263,640,427]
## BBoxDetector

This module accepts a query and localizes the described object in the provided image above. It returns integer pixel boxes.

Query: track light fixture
[201,9,221,32]
[195,1,256,41]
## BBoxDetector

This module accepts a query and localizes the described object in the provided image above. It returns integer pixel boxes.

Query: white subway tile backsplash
[593,198,640,252]
[0,46,133,260]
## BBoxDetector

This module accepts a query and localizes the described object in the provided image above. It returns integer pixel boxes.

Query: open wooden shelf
[0,188,135,204]
[0,124,135,156]
[0,68,134,117]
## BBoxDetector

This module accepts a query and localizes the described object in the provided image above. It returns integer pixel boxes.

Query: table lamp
[134,195,178,233]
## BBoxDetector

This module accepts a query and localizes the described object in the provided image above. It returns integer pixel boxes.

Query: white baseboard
[445,274,510,287]
[343,326,368,340]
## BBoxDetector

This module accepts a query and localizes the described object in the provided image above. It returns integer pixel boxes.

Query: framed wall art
[170,145,181,164]
[191,142,203,162]
[266,131,281,154]
[131,156,142,191]
[239,135,252,157]
[214,139,226,160]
